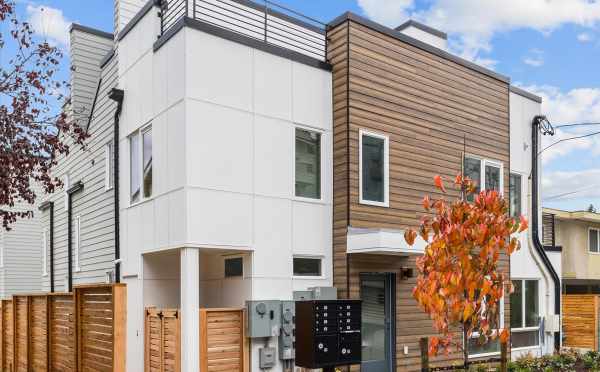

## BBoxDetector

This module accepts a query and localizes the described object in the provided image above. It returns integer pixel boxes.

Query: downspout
[39,201,55,292]
[109,88,124,283]
[67,181,84,292]
[531,115,561,350]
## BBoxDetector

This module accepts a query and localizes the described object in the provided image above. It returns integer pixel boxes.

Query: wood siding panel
[329,19,511,371]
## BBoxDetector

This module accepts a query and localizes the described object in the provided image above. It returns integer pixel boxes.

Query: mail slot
[295,300,362,369]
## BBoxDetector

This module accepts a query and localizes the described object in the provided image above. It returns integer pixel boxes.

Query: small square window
[224,257,243,277]
[293,257,322,277]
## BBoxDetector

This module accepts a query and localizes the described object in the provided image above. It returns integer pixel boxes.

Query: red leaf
[404,229,417,246]
[434,175,446,193]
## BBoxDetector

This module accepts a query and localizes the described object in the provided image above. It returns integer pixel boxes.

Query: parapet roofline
[70,23,113,39]
[328,12,510,84]
[395,19,447,40]
[544,207,600,223]
[510,85,542,103]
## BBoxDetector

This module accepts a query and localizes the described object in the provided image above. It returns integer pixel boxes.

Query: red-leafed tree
[404,174,528,366]
[0,0,86,229]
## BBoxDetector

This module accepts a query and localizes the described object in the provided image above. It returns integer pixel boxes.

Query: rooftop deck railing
[160,0,327,61]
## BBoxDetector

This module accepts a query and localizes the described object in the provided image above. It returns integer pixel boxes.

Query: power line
[554,122,600,129]
[539,130,600,155]
[544,183,600,201]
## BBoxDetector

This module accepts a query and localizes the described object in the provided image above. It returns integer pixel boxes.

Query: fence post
[500,341,508,372]
[420,337,429,372]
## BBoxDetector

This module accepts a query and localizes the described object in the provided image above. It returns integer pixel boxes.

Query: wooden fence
[0,283,126,372]
[145,307,249,372]
[563,294,599,350]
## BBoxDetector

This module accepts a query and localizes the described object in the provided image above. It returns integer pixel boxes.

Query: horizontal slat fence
[145,308,181,372]
[0,283,126,372]
[563,294,599,350]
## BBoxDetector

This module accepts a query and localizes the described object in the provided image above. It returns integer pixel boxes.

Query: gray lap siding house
[40,25,118,292]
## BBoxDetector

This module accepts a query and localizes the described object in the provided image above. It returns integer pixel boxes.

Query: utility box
[295,300,362,369]
[246,300,281,338]
[310,286,337,300]
[259,347,277,369]
[279,301,296,360]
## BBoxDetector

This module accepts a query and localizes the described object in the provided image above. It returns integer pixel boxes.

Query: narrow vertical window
[590,229,599,253]
[42,228,48,276]
[485,163,501,191]
[295,128,321,199]
[142,128,153,198]
[360,130,389,206]
[509,173,522,218]
[464,157,481,201]
[105,140,114,190]
[130,134,141,203]
[75,216,81,272]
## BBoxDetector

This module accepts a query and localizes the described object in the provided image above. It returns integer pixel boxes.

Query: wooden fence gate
[0,283,126,372]
[563,294,599,350]
[144,307,248,372]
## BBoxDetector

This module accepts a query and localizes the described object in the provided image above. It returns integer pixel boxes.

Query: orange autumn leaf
[519,215,529,233]
[434,175,446,193]
[404,229,417,246]
[499,329,510,344]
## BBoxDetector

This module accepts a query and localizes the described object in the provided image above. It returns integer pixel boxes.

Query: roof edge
[70,23,113,40]
[395,20,447,40]
[510,86,542,103]
[327,12,510,84]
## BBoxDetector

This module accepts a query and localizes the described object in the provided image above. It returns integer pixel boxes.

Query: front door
[360,273,395,372]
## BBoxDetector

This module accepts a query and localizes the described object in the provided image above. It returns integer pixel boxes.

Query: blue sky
[8,0,600,212]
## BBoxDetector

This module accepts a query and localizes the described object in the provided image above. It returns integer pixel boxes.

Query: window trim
[129,123,153,206]
[465,155,504,195]
[42,228,49,277]
[105,140,114,191]
[359,129,390,208]
[293,125,324,202]
[74,215,81,272]
[589,228,600,254]
[292,255,324,279]
[510,279,540,349]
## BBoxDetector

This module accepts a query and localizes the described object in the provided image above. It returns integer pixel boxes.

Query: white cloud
[523,49,544,67]
[577,32,594,42]
[357,0,600,65]
[516,84,600,163]
[26,4,71,47]
[542,168,600,201]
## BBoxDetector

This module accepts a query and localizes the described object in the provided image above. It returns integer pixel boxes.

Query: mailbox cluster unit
[295,300,362,369]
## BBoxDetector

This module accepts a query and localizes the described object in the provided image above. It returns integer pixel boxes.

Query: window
[464,156,503,201]
[63,173,70,211]
[130,126,152,203]
[590,228,600,254]
[293,257,322,277]
[509,173,522,218]
[224,257,243,278]
[510,280,540,349]
[468,296,505,357]
[359,130,389,207]
[74,216,81,272]
[42,228,48,276]
[295,128,321,199]
[105,141,114,190]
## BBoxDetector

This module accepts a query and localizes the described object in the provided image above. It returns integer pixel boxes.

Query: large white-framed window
[74,216,81,272]
[105,140,114,191]
[464,156,504,201]
[589,228,600,254]
[467,296,505,358]
[129,124,153,204]
[294,127,322,200]
[510,279,540,349]
[359,129,389,207]
[509,173,523,218]
[293,255,323,278]
[42,228,49,276]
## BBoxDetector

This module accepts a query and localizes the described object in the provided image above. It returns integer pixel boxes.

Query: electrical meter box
[279,301,296,360]
[246,300,281,338]
[295,300,362,369]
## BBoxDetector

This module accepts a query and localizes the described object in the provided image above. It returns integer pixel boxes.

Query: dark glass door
[360,273,395,372]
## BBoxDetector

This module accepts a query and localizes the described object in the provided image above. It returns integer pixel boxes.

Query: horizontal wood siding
[329,19,511,371]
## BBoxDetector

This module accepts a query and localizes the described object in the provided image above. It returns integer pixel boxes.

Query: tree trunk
[463,326,469,369]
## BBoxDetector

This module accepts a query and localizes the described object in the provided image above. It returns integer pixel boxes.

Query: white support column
[180,247,200,372]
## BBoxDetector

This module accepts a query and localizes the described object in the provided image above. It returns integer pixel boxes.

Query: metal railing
[160,0,327,61]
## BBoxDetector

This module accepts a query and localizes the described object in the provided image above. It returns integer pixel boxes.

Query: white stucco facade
[509,90,560,358]
[115,5,332,370]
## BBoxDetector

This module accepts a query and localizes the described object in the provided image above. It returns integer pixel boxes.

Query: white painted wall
[510,91,559,358]
[117,5,333,371]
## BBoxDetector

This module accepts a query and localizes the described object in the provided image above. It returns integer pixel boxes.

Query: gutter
[67,181,84,292]
[109,88,125,283]
[531,115,561,349]
[39,201,55,292]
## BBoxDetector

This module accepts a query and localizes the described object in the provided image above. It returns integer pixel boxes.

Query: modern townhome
[0,200,42,298]
[509,88,562,359]
[543,207,600,294]
[327,14,560,370]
